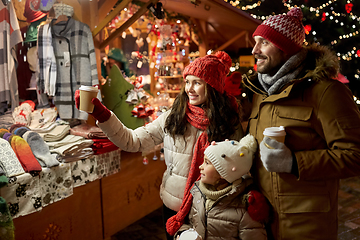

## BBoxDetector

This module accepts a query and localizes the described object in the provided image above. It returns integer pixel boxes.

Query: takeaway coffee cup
[79,85,99,113]
[179,229,201,240]
[263,126,286,143]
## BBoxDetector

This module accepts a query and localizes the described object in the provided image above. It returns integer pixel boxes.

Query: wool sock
[0,129,9,138]
[3,133,12,141]
[13,126,30,138]
[22,131,59,168]
[9,135,42,176]
[9,123,25,133]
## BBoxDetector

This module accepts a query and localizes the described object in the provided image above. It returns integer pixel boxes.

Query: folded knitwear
[91,138,119,155]
[28,107,58,130]
[50,139,94,156]
[0,138,25,177]
[46,134,84,149]
[69,123,107,139]
[38,124,70,142]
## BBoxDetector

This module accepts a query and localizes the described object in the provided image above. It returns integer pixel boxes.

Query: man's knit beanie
[183,51,232,94]
[204,134,257,183]
[252,7,305,55]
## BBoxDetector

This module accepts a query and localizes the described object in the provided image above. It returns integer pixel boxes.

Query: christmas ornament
[143,156,149,165]
[345,3,353,14]
[321,12,326,22]
[304,24,312,35]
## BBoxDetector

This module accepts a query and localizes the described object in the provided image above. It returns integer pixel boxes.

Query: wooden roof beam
[193,18,209,57]
[214,30,246,52]
[98,0,159,50]
[92,0,132,37]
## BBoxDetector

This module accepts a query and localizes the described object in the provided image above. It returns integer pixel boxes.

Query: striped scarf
[166,102,210,236]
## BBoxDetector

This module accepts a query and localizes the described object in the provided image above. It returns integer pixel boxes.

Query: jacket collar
[243,43,340,96]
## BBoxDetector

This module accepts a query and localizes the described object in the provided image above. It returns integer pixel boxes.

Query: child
[175,134,268,240]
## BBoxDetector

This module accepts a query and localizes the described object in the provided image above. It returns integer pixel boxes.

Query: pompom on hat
[204,134,257,183]
[252,7,305,55]
[183,51,232,94]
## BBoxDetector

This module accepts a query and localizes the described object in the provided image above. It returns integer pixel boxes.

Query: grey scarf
[258,48,308,95]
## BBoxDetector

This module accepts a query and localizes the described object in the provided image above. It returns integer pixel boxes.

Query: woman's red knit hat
[183,51,232,94]
[252,7,305,55]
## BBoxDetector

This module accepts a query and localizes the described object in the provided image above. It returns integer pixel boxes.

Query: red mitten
[74,90,111,123]
[91,98,111,123]
[75,90,80,109]
[246,190,270,223]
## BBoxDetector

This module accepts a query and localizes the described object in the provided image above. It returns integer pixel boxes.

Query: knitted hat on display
[23,0,47,23]
[252,7,305,55]
[183,51,232,94]
[204,134,257,183]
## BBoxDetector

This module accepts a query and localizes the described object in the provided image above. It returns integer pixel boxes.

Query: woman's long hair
[164,84,241,142]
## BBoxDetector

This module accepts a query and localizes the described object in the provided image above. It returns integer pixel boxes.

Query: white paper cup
[263,126,286,143]
[179,229,201,240]
[79,85,99,113]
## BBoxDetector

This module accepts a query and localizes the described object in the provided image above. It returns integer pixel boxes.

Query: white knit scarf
[258,48,308,95]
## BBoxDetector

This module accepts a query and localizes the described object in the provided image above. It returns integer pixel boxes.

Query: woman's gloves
[259,136,294,173]
[74,90,111,123]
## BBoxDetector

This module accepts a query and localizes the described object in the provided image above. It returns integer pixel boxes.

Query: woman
[75,51,243,239]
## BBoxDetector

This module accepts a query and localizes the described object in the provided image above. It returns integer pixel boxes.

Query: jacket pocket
[278,194,330,213]
[275,105,313,121]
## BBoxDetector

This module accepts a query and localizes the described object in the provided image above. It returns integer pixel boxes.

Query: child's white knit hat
[204,134,257,183]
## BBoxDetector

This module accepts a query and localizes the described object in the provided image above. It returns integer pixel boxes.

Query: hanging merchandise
[36,3,99,120]
[0,1,23,112]
[29,0,56,12]
[125,76,155,121]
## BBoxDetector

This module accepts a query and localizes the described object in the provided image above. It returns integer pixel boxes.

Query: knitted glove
[246,190,269,223]
[75,90,111,123]
[259,136,293,173]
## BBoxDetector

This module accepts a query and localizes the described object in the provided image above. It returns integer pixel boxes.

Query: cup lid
[263,126,286,137]
[79,85,98,92]
[179,229,199,240]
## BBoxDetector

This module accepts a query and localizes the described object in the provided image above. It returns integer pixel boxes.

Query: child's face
[199,155,221,185]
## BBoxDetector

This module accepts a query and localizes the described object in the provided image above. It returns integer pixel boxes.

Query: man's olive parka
[243,43,360,240]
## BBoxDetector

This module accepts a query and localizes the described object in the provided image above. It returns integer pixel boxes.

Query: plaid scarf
[166,102,210,236]
[37,23,57,96]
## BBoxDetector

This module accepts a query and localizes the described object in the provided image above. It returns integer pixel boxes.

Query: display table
[6,149,166,240]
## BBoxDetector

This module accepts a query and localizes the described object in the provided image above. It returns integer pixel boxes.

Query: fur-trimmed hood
[302,43,340,81]
[243,43,340,95]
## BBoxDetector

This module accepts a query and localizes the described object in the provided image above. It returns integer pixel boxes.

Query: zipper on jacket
[169,164,173,175]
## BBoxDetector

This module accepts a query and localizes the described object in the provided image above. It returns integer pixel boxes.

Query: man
[243,7,360,240]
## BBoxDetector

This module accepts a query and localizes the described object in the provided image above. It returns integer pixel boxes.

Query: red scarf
[166,102,210,236]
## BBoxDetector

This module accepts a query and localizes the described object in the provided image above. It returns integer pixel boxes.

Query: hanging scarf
[258,48,308,95]
[166,102,210,236]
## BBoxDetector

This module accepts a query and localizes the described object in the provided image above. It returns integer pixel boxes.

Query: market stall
[0,0,260,239]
